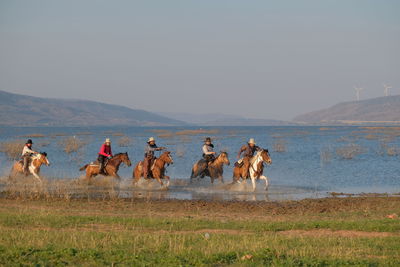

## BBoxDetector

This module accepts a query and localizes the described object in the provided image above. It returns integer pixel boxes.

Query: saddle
[234,161,244,168]
[90,158,109,167]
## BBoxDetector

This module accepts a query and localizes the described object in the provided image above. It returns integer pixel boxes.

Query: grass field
[0,197,399,266]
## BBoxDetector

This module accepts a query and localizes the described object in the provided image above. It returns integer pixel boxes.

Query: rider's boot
[99,163,106,175]
[23,157,30,176]
[23,165,30,176]
[143,157,151,178]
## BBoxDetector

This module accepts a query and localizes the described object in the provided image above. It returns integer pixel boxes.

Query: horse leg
[155,177,164,187]
[164,176,170,187]
[31,170,42,183]
[260,175,269,191]
[250,176,256,192]
[133,175,141,186]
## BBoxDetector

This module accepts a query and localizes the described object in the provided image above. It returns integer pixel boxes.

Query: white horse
[232,149,272,191]
[10,152,50,183]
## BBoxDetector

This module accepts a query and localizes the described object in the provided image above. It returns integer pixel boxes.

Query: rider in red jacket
[98,138,113,175]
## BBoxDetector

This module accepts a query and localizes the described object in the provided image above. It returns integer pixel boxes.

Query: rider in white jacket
[21,139,38,175]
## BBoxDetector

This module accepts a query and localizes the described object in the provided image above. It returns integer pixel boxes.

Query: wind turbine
[383,83,392,97]
[354,86,363,101]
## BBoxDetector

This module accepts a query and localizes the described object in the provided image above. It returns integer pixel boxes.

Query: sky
[0,0,399,120]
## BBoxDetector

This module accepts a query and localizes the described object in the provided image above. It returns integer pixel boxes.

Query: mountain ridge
[294,95,400,124]
[0,90,185,126]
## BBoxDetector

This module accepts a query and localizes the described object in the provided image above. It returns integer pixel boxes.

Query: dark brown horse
[133,151,173,188]
[79,152,132,180]
[10,152,50,183]
[191,152,230,184]
[232,149,272,191]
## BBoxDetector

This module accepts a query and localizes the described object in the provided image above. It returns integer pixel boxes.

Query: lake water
[0,126,399,200]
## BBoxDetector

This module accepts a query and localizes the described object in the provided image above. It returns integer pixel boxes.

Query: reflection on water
[0,176,326,202]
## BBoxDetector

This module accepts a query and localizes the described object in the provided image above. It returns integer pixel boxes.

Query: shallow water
[1,126,399,201]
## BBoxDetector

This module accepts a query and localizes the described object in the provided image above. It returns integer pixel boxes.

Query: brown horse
[133,151,173,188]
[79,152,132,180]
[233,149,272,191]
[9,152,50,183]
[191,152,230,184]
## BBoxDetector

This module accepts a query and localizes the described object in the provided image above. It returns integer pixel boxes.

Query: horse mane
[113,152,127,157]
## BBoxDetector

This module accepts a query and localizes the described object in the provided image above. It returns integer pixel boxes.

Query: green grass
[1,212,400,233]
[0,199,399,266]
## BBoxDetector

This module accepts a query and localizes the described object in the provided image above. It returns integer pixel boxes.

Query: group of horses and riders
[10,136,272,190]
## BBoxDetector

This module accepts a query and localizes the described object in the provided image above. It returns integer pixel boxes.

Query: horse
[133,151,174,188]
[190,152,230,184]
[79,152,132,180]
[9,152,50,183]
[232,149,272,191]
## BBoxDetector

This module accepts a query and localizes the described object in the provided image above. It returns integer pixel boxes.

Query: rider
[143,137,165,178]
[202,137,216,164]
[237,138,261,178]
[21,139,38,175]
[98,138,113,175]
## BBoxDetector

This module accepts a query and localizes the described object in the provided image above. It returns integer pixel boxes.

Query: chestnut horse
[79,152,132,180]
[133,151,173,188]
[233,149,272,191]
[190,152,230,184]
[9,152,50,183]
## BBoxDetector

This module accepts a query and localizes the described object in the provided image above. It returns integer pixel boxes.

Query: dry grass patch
[20,133,45,138]
[0,140,25,160]
[117,136,133,147]
[273,138,287,153]
[175,129,219,136]
[111,132,125,136]
[58,137,86,154]
[379,143,400,156]
[336,144,365,159]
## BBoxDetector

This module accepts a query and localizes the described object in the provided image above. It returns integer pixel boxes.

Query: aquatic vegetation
[378,142,400,157]
[320,147,333,164]
[117,136,133,147]
[336,144,365,159]
[20,133,45,138]
[175,145,185,158]
[175,129,219,136]
[58,136,87,154]
[364,134,379,140]
[273,138,287,153]
[0,140,24,160]
[111,132,125,136]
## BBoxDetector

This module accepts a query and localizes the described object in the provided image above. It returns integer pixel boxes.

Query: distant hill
[294,95,400,124]
[158,112,293,126]
[0,90,185,126]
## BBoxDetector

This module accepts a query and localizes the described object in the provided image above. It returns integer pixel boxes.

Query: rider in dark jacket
[143,137,166,178]
[237,138,261,178]
[202,137,216,164]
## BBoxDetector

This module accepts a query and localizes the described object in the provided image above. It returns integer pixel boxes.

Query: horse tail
[79,164,89,171]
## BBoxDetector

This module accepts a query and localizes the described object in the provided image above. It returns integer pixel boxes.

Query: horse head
[39,152,50,166]
[161,151,174,165]
[219,151,230,166]
[121,152,132,167]
[261,149,272,165]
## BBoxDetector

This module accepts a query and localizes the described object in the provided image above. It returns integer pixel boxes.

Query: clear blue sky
[0,0,399,120]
